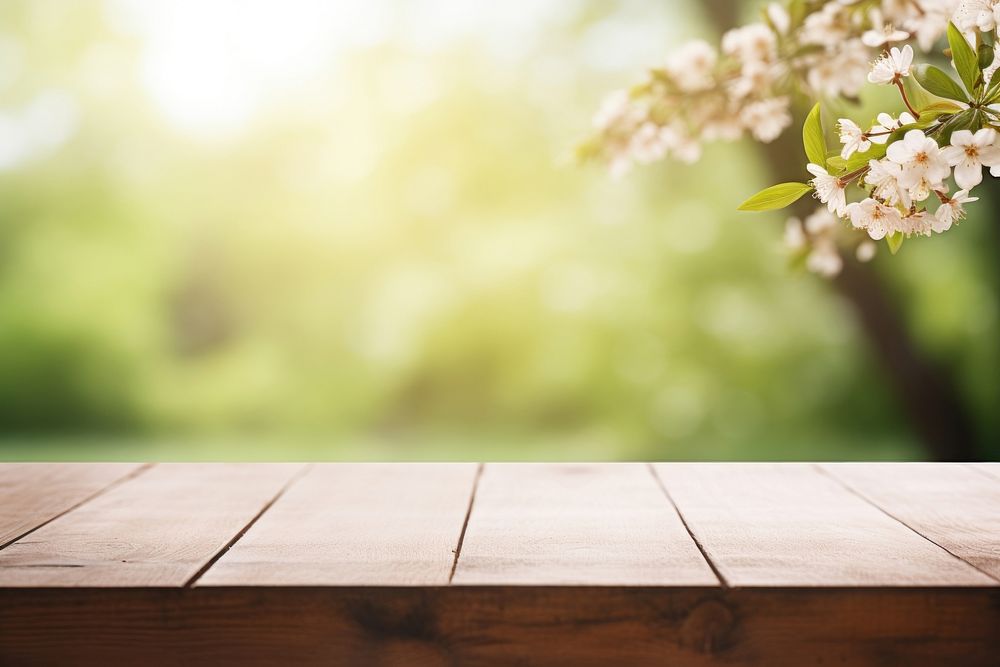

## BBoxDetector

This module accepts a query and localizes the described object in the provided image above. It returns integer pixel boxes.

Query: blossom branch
[893,79,921,119]
[588,0,1000,277]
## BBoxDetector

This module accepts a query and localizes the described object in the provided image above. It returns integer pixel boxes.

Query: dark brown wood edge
[2,586,997,666]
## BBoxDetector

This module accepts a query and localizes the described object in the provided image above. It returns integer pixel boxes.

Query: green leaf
[629,79,655,97]
[948,22,980,94]
[737,182,812,212]
[802,103,826,168]
[985,72,1000,103]
[575,137,603,163]
[938,109,977,144]
[916,100,965,117]
[886,232,904,255]
[969,108,986,131]
[827,142,887,174]
[787,0,806,29]
[825,156,847,172]
[913,64,969,102]
[791,44,826,58]
[979,43,995,70]
[903,75,935,111]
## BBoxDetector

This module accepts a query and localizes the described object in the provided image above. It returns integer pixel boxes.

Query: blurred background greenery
[0,0,996,461]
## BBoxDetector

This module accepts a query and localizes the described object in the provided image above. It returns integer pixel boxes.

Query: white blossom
[940,128,1000,190]
[807,163,847,216]
[954,0,1000,33]
[785,217,807,250]
[896,210,935,237]
[868,112,916,144]
[629,122,671,164]
[856,240,877,262]
[934,189,977,232]
[807,238,843,277]
[608,152,632,180]
[804,207,838,234]
[665,40,717,92]
[807,42,870,97]
[789,207,844,278]
[722,23,777,65]
[593,90,633,130]
[838,118,870,159]
[846,197,902,240]
[729,61,783,99]
[592,91,625,131]
[660,123,702,164]
[867,45,914,84]
[861,10,910,47]
[886,129,950,200]
[740,97,791,142]
[766,2,790,34]
[864,158,910,207]
[904,0,956,51]
[801,3,850,46]
[702,115,743,141]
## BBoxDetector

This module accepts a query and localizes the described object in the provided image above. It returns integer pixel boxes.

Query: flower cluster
[784,205,879,277]
[583,1,960,177]
[584,0,1000,277]
[742,18,1000,265]
[802,116,989,239]
[839,126,985,239]
[586,21,790,178]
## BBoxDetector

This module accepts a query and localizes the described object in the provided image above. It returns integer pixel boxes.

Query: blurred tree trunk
[701,0,981,461]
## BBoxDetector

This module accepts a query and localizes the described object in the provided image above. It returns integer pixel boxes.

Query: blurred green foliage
[0,1,996,460]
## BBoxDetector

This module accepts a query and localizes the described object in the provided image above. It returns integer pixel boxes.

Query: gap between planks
[184,464,314,588]
[814,464,1000,585]
[448,462,484,584]
[646,463,729,588]
[0,463,154,552]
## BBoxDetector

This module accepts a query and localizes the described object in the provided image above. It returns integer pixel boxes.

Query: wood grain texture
[653,463,994,587]
[452,463,718,585]
[0,463,302,587]
[198,463,478,586]
[973,463,1000,482]
[1,587,997,666]
[822,463,1000,581]
[0,463,145,548]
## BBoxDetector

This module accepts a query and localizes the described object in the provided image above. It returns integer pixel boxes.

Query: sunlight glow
[107,0,574,138]
[109,0,391,136]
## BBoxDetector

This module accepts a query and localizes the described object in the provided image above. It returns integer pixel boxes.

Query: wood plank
[452,463,718,585]
[197,463,478,586]
[0,463,302,587]
[653,463,993,587]
[1,587,998,666]
[0,463,145,548]
[822,463,1000,581]
[973,463,1000,483]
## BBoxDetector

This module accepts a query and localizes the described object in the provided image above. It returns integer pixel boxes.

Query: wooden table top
[1,462,998,665]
